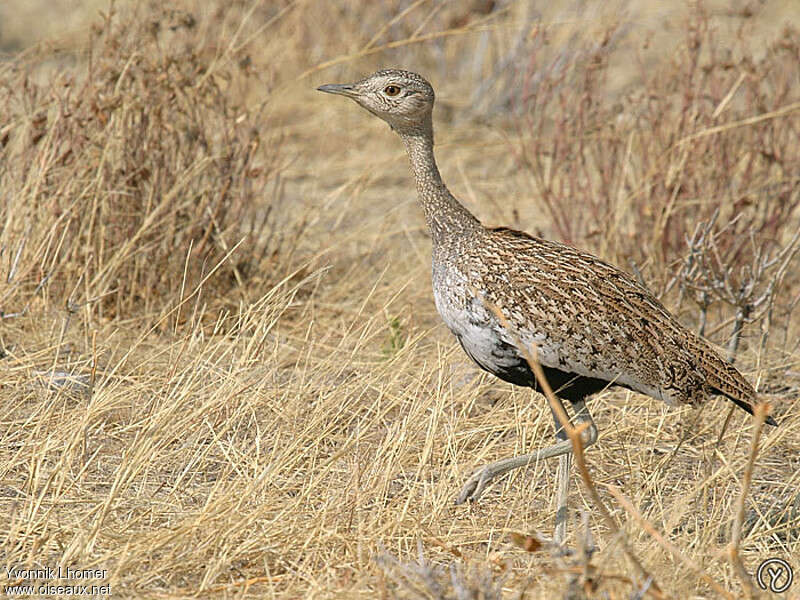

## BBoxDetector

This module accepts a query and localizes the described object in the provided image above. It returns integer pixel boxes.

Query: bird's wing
[473,227,767,421]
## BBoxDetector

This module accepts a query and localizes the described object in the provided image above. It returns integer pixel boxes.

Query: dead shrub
[0,3,286,322]
[515,7,800,355]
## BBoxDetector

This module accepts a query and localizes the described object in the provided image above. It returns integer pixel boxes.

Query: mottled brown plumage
[318,68,774,545]
[437,225,767,416]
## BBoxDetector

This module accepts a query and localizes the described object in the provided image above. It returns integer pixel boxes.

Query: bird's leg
[454,434,574,505]
[553,399,597,548]
[552,405,570,547]
[455,396,581,505]
[554,451,571,546]
[455,397,598,548]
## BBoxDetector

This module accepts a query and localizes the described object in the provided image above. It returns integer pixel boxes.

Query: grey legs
[455,398,598,547]
[552,399,597,545]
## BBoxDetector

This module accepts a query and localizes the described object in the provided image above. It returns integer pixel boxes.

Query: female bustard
[318,69,775,545]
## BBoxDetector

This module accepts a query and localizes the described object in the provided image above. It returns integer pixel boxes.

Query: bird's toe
[454,467,491,504]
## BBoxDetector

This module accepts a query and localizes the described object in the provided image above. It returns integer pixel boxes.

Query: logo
[756,558,793,594]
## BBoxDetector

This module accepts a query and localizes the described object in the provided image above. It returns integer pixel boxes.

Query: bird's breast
[432,264,540,382]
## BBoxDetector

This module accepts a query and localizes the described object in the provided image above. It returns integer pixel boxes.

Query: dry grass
[1,1,799,598]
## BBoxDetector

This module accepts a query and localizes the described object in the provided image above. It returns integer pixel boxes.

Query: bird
[317,68,777,546]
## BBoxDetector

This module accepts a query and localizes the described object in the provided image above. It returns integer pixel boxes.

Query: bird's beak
[317,83,356,97]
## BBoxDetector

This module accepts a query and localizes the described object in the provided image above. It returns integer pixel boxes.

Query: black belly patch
[456,334,613,402]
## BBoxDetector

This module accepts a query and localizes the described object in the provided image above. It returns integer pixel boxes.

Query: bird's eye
[384,85,401,96]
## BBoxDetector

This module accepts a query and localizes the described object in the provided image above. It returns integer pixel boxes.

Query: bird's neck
[398,118,481,243]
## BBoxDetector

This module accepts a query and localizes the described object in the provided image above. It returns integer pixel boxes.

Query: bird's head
[317,69,435,134]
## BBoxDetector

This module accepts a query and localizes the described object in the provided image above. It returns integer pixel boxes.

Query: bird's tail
[713,387,778,426]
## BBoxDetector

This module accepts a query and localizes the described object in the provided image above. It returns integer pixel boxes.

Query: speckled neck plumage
[396,115,480,243]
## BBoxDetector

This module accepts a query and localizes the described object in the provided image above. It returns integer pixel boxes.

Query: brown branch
[728,402,770,599]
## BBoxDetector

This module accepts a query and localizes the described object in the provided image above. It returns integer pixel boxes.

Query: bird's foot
[454,466,493,504]
[550,541,573,557]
